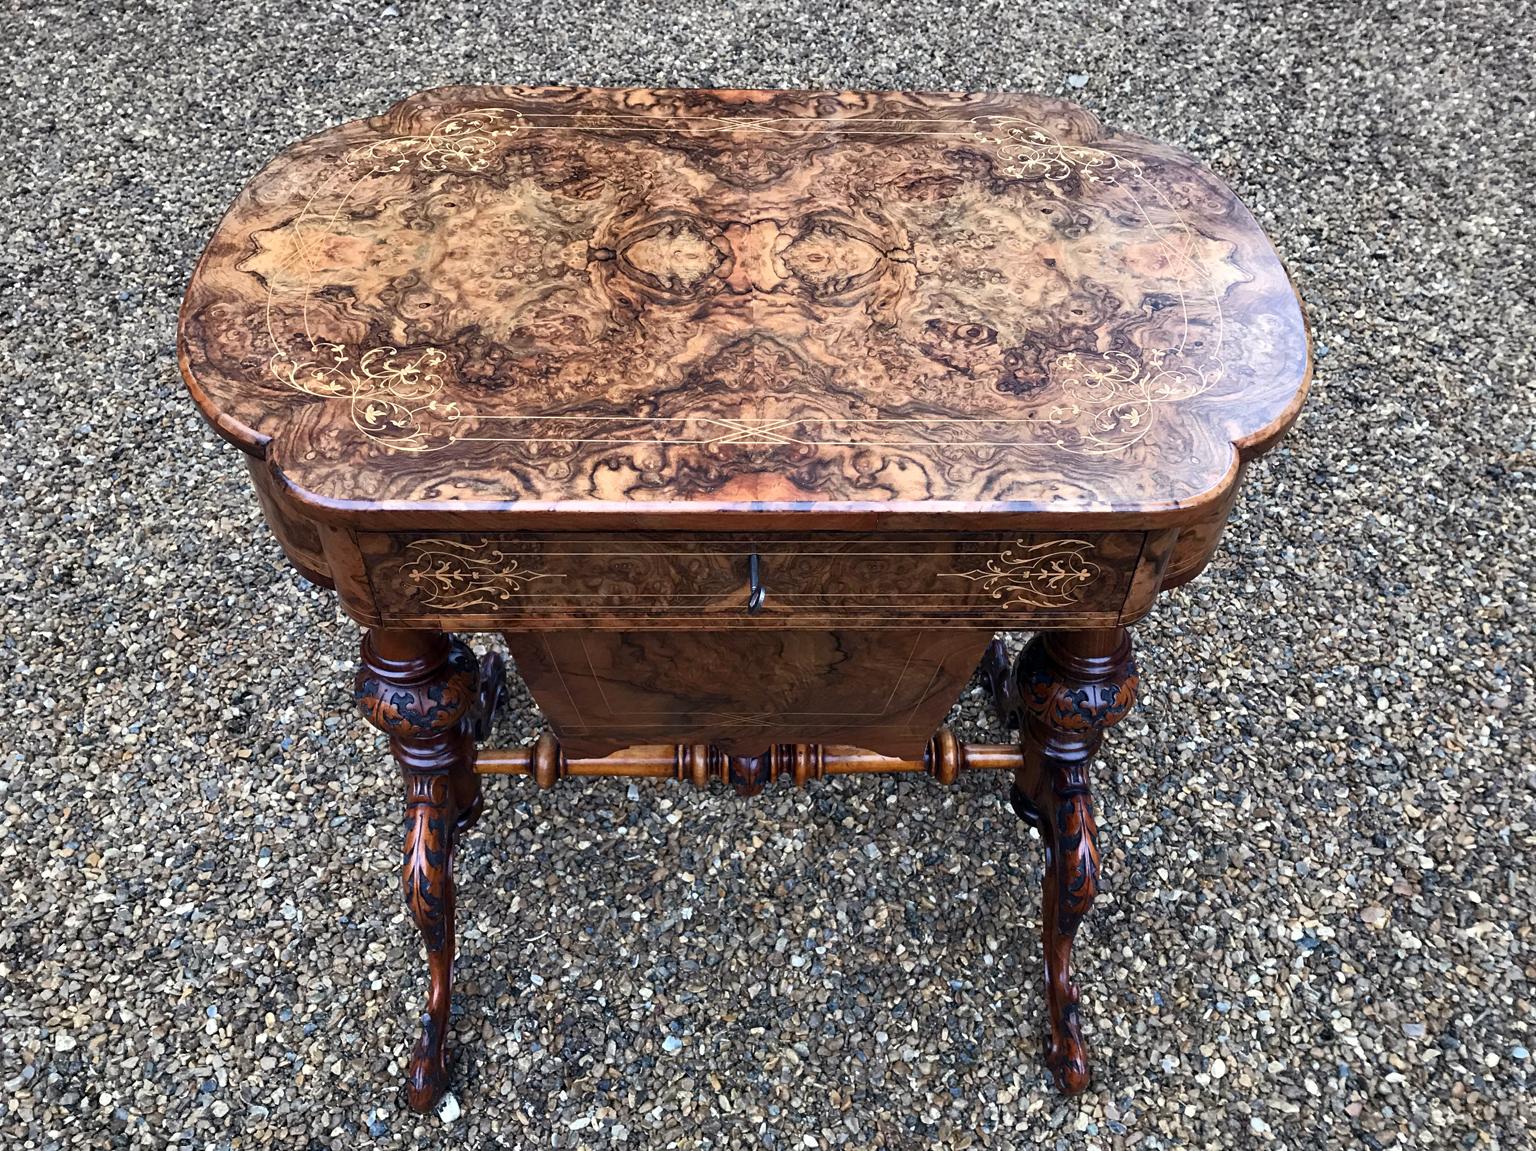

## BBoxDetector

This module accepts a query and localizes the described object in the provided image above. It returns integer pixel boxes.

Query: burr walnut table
[178,85,1309,1111]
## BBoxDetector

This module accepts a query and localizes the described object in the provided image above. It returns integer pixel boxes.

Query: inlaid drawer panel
[357,532,1148,629]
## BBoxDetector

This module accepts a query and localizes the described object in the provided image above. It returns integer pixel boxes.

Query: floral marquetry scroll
[179,85,1309,521]
[268,343,460,452]
[943,539,1101,609]
[346,107,527,174]
[976,118,1127,182]
[402,539,563,610]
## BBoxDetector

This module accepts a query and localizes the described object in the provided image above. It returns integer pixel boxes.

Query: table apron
[334,529,1169,630]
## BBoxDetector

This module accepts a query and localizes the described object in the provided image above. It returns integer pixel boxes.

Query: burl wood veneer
[179,85,1309,1111]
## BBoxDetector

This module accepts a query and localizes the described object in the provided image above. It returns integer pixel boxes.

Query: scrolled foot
[406,1012,452,1113]
[1044,1004,1092,1095]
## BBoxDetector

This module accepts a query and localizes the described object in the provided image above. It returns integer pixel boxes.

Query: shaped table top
[179,86,1309,528]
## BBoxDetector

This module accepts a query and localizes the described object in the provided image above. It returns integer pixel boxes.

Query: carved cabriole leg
[355,629,492,1113]
[1010,628,1137,1096]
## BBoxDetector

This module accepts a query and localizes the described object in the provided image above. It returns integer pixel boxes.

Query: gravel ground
[3,2,1533,1148]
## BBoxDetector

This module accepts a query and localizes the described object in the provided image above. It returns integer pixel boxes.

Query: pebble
[1,4,1531,1150]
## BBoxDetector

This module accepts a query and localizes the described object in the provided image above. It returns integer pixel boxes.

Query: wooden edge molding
[1231,284,1314,463]
[260,437,1257,533]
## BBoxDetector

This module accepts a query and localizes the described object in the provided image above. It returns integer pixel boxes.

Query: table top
[179,86,1309,529]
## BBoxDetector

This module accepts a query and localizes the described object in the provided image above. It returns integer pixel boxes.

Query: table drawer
[358,532,1148,629]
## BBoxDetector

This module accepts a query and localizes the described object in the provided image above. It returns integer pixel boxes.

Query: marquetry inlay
[402,538,563,610]
[180,85,1308,516]
[941,539,1101,608]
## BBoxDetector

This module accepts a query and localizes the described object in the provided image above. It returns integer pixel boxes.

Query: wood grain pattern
[246,456,332,585]
[355,530,1148,629]
[502,628,994,758]
[179,85,1309,528]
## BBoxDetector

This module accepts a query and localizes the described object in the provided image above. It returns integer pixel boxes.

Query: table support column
[354,629,500,1112]
[993,628,1138,1095]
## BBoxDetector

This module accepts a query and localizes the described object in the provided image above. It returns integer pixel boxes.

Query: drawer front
[358,532,1147,629]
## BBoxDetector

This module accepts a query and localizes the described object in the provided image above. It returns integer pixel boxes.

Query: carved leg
[982,636,1022,732]
[455,652,505,833]
[1011,628,1137,1096]
[355,630,484,1113]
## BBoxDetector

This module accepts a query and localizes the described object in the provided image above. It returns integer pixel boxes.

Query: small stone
[662,1035,683,1053]
[1401,1022,1426,1039]
[1066,73,1089,88]
[1209,1057,1227,1079]
[54,1034,77,1053]
[438,1093,461,1123]
[1251,1117,1272,1136]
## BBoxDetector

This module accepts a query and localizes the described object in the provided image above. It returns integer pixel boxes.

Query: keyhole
[747,552,765,615]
